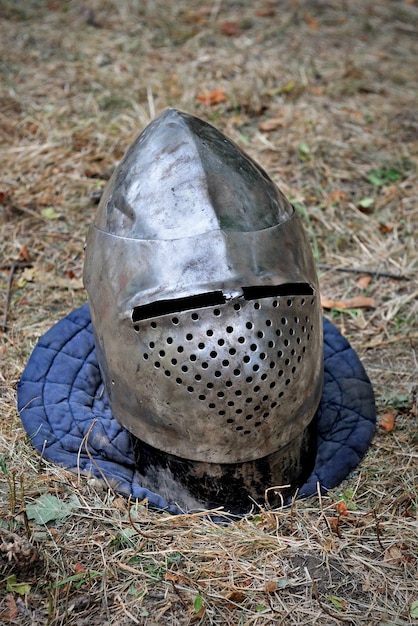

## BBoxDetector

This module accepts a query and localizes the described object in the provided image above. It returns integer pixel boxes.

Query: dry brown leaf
[259,117,285,132]
[264,580,277,593]
[304,14,319,30]
[219,21,241,36]
[196,89,227,106]
[255,8,276,17]
[321,295,375,309]
[225,590,245,602]
[356,275,372,289]
[3,594,18,621]
[334,501,348,516]
[380,412,395,433]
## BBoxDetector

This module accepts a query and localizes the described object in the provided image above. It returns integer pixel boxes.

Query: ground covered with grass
[1,1,417,624]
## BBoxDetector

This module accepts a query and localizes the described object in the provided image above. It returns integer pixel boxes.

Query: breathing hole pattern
[134,295,318,439]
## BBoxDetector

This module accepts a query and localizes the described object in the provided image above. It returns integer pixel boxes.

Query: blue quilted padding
[17,303,375,513]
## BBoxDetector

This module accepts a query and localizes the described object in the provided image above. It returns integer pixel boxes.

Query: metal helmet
[83,109,323,512]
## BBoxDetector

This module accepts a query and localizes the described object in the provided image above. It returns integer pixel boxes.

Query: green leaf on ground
[26,493,80,525]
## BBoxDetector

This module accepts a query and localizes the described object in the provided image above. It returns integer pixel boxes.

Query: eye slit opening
[132,291,226,322]
[242,283,314,300]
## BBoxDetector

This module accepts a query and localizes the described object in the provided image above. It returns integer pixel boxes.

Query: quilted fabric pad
[17,303,376,514]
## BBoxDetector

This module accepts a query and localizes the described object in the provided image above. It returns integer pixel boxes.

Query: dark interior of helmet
[132,291,226,322]
[242,283,314,299]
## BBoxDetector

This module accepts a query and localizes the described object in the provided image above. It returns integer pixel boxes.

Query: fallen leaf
[219,21,241,36]
[74,562,86,574]
[18,245,31,262]
[328,595,347,611]
[304,14,319,30]
[5,575,31,595]
[225,590,245,602]
[334,501,348,516]
[3,594,18,620]
[321,295,375,309]
[264,580,277,593]
[410,600,418,618]
[26,493,80,525]
[328,517,342,537]
[380,412,395,433]
[356,275,372,289]
[378,223,394,234]
[41,207,60,220]
[255,8,276,17]
[328,190,347,205]
[196,89,227,105]
[259,117,285,132]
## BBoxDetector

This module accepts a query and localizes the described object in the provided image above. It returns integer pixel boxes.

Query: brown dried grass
[1,1,417,624]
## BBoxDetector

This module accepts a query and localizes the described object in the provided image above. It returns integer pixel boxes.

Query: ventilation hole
[150,321,157,329]
[289,328,295,336]
[261,373,267,381]
[218,338,225,346]
[297,355,302,363]
[229,347,237,355]
[276,329,282,337]
[290,348,296,356]
[167,337,173,344]
[198,342,205,349]
[287,299,292,306]
[252,364,260,372]
[226,380,233,387]
[281,317,287,325]
[245,414,253,420]
[294,316,299,323]
[271,401,277,408]
[134,325,139,332]
[250,344,257,351]
[154,361,161,368]
[199,394,206,401]
[279,391,284,398]
[273,300,278,308]
[111,380,115,385]
[266,319,272,327]
[202,362,209,369]
[236,408,243,414]
[285,379,291,386]
[270,381,276,389]
[255,421,262,427]
[186,333,193,341]
[190,354,197,362]
[172,317,179,325]
[285,358,290,365]
[233,303,241,311]
[235,389,242,396]
[297,337,301,344]
[302,325,306,332]
[234,369,241,376]
[259,352,266,360]
[210,350,217,358]
[164,370,171,377]
[269,361,275,369]
[222,359,229,367]
[219,410,226,416]
[277,350,283,358]
[226,326,233,333]
[238,336,245,344]
[171,358,177,365]
[213,308,221,316]
[159,350,165,357]
[207,381,214,389]
[263,412,269,418]
[227,418,234,424]
[209,403,216,409]
[177,346,184,353]
[246,397,253,404]
[176,377,182,384]
[195,374,202,381]
[236,426,244,431]
[243,355,250,364]
[254,405,261,411]
[206,329,214,337]
[262,395,268,402]
[254,302,260,310]
[246,376,253,383]
[191,312,199,321]
[302,346,306,353]
[181,365,188,372]
[278,369,284,377]
[244,430,251,435]
[246,322,253,330]
[143,353,149,360]
[284,339,289,347]
[214,370,222,377]
[217,391,225,398]
[292,366,296,373]
[301,298,305,306]
[268,340,274,348]
[254,385,260,392]
[149,341,155,348]
[227,400,234,407]
[311,298,315,305]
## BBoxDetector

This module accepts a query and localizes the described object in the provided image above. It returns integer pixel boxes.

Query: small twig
[311,579,353,623]
[372,508,384,551]
[317,263,410,281]
[2,262,32,331]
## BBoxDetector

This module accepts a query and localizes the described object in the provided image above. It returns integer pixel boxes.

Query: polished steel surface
[83,108,323,465]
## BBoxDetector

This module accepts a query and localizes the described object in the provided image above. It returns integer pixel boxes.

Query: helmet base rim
[131,415,317,514]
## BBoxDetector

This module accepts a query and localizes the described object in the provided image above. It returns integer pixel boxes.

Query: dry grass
[1,0,417,624]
